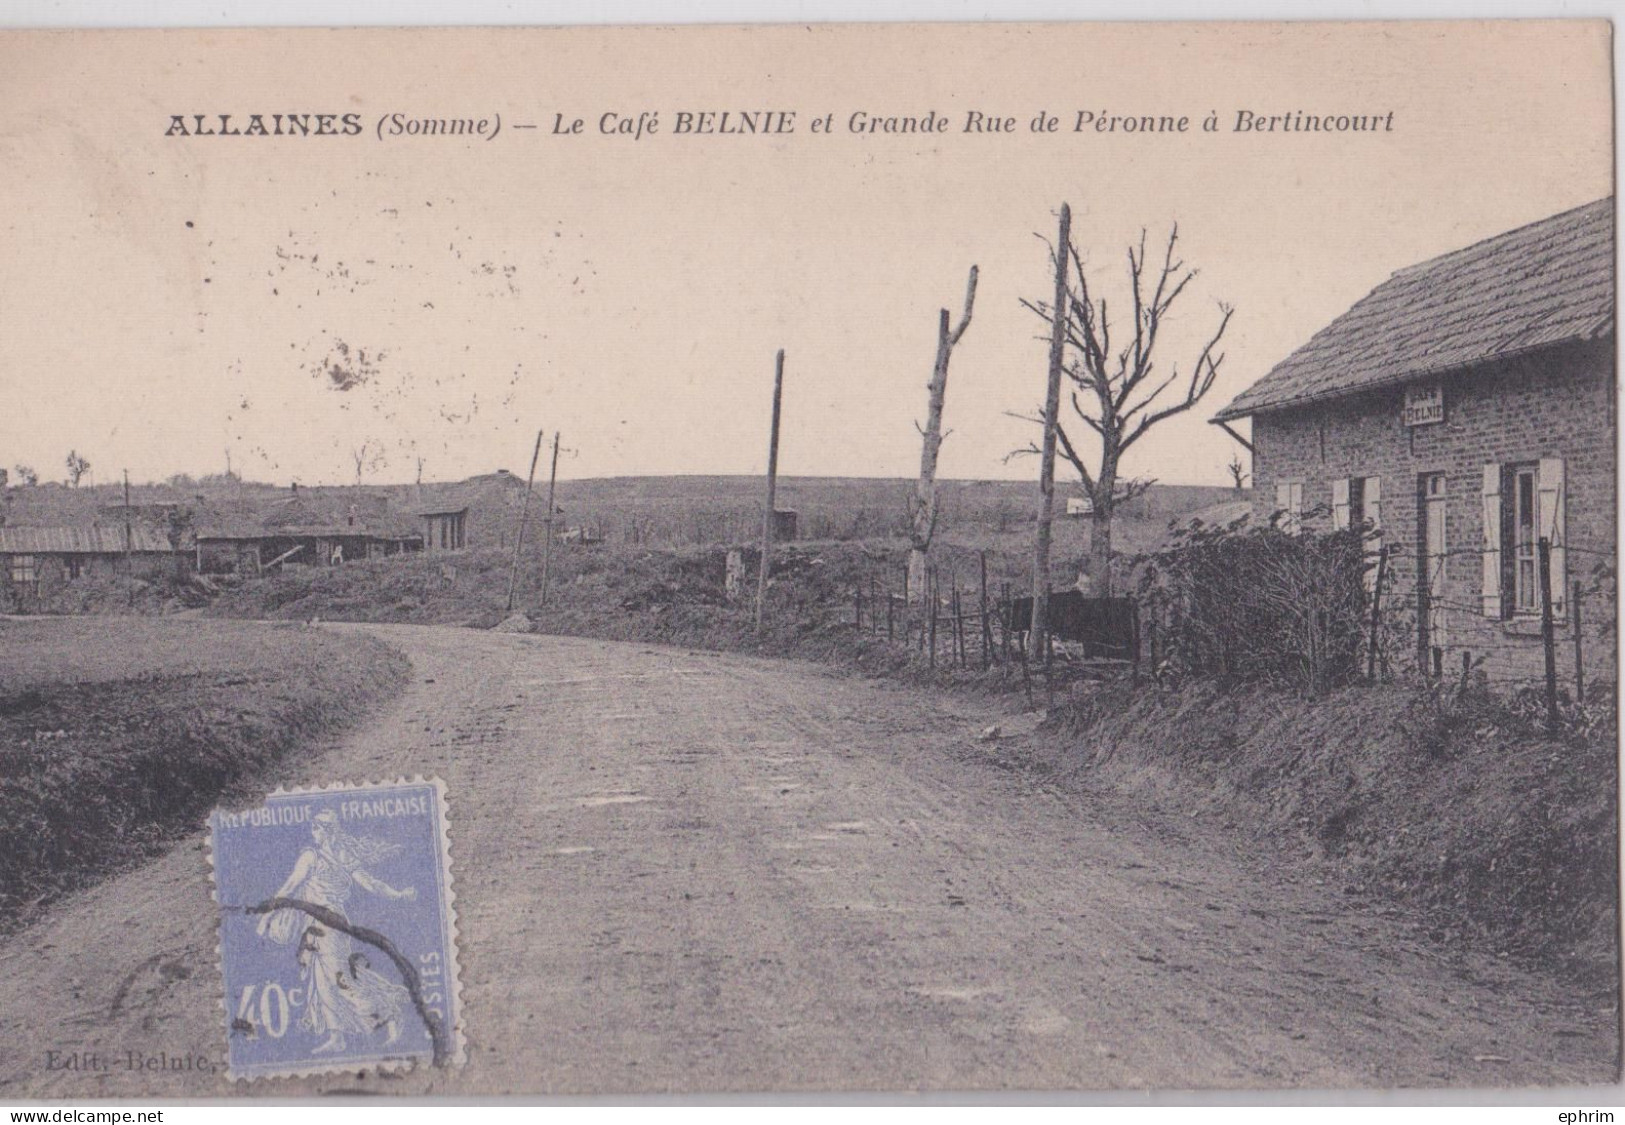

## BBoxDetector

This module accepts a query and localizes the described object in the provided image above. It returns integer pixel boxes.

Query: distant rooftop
[0,526,173,554]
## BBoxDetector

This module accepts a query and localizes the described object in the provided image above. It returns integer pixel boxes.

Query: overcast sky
[0,21,1611,488]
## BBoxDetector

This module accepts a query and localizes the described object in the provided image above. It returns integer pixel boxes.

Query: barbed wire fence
[824,505,1614,733]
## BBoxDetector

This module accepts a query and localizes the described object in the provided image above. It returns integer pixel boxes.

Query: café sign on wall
[1403,384,1445,426]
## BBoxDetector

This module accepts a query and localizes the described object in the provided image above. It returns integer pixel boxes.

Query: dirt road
[0,624,1615,1096]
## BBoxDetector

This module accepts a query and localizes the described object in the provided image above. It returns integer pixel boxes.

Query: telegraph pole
[1030,203,1071,668]
[505,430,544,613]
[756,350,785,631]
[538,431,562,607]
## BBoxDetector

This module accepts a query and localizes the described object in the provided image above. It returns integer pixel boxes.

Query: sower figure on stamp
[257,809,417,1054]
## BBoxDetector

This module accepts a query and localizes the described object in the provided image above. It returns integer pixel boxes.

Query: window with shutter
[1332,479,1350,530]
[1286,482,1303,534]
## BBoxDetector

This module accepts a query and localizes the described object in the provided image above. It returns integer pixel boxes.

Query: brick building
[1213,198,1615,685]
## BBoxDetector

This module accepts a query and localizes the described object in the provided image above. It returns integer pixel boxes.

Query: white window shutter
[1481,464,1502,618]
[1275,482,1291,529]
[1538,458,1567,617]
[1332,478,1350,530]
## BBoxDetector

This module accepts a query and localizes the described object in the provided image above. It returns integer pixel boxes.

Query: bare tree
[65,450,90,488]
[1018,221,1232,595]
[907,265,978,604]
[1226,452,1250,493]
[350,441,386,486]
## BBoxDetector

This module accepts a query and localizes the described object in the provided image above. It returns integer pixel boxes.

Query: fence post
[1131,600,1141,686]
[886,591,894,642]
[975,552,988,666]
[1573,579,1585,705]
[1367,544,1388,681]
[855,585,863,632]
[994,578,1007,666]
[928,568,938,669]
[949,585,962,663]
[1017,617,1033,705]
[1539,536,1559,734]
[1044,629,1054,705]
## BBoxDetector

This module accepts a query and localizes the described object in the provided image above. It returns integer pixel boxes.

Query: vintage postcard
[0,19,1616,1101]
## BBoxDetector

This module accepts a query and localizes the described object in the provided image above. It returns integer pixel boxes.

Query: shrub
[1136,510,1373,692]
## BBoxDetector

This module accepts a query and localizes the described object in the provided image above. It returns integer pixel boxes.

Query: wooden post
[886,590,894,641]
[953,582,967,667]
[1001,582,1012,666]
[867,575,876,634]
[854,585,863,631]
[537,432,562,608]
[506,429,544,613]
[928,567,938,668]
[1539,537,1559,733]
[1367,544,1388,681]
[979,552,991,669]
[123,470,134,607]
[1573,580,1585,705]
[756,350,785,631]
[1130,600,1141,685]
[1017,617,1033,706]
[1031,202,1071,676]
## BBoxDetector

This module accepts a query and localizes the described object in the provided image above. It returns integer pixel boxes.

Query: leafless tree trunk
[908,265,978,603]
[1019,217,1233,597]
[1226,452,1249,493]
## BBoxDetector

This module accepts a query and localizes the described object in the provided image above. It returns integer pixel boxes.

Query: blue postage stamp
[208,777,464,1081]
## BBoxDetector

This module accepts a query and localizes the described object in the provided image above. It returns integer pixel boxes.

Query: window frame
[9,554,38,593]
[1506,462,1540,617]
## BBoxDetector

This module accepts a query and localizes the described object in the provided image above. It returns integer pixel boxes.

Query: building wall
[1250,339,1615,687]
[1,552,172,606]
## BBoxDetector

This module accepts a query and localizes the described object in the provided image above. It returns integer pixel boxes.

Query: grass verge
[0,618,411,929]
[1034,677,1619,983]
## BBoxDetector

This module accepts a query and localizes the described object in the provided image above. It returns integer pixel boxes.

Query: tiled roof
[1214,198,1614,421]
[0,526,173,554]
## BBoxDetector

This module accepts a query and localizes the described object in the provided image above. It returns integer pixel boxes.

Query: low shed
[0,526,175,598]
